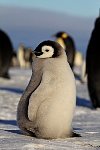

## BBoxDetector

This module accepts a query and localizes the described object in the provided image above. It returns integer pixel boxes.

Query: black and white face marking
[33,40,62,59]
[34,45,54,58]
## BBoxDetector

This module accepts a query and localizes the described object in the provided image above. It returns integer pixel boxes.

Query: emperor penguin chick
[17,40,77,139]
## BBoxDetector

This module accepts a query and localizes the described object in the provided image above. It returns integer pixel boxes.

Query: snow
[0,68,100,150]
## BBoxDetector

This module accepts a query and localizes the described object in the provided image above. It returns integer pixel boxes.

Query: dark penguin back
[86,17,100,76]
[86,17,100,108]
[63,36,76,69]
[0,29,13,78]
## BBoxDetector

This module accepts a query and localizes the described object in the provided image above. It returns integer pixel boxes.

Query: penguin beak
[33,50,38,55]
[33,50,43,56]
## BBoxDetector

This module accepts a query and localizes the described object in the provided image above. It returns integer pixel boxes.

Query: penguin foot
[72,132,81,137]
[21,128,36,137]
[91,103,100,109]
[3,72,10,79]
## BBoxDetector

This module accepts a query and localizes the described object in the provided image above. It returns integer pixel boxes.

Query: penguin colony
[86,16,100,108]
[17,40,78,139]
[1,14,100,140]
[0,29,14,79]
[53,31,76,69]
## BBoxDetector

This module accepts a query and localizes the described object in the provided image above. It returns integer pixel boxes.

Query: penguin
[86,15,100,108]
[80,58,87,83]
[17,40,78,139]
[0,29,14,79]
[24,47,33,67]
[17,44,33,68]
[17,44,26,68]
[73,51,87,83]
[11,51,19,67]
[74,51,83,67]
[53,31,76,69]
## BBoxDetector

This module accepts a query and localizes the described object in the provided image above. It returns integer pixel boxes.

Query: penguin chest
[28,63,76,128]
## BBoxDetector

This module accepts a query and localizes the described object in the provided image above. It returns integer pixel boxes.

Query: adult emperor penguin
[86,15,100,108]
[17,40,78,139]
[0,29,13,79]
[53,31,76,69]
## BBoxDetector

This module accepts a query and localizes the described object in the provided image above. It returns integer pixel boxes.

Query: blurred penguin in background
[53,31,76,69]
[80,58,87,83]
[86,11,100,108]
[0,29,14,79]
[10,51,19,67]
[74,51,83,68]
[17,44,33,68]
[74,51,87,83]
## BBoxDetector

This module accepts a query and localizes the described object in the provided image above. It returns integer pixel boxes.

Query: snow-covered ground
[0,68,100,150]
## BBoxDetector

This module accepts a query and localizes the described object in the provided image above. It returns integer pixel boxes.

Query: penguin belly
[28,60,76,139]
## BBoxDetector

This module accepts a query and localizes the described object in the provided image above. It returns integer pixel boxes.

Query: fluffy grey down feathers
[17,41,76,139]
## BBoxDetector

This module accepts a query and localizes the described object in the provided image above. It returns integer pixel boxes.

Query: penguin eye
[45,49,49,52]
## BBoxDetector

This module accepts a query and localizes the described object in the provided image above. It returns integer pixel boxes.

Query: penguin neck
[32,57,45,73]
[56,38,66,50]
[43,51,68,72]
[63,37,69,47]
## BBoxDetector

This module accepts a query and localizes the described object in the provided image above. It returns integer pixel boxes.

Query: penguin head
[53,32,68,39]
[33,40,63,59]
[95,8,100,29]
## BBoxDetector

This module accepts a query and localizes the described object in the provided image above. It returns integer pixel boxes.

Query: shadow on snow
[0,119,17,126]
[0,87,23,94]
[5,129,22,135]
[76,96,92,108]
[0,119,22,135]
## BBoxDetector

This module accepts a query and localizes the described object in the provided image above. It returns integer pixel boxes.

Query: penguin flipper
[18,119,36,136]
[17,58,43,136]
